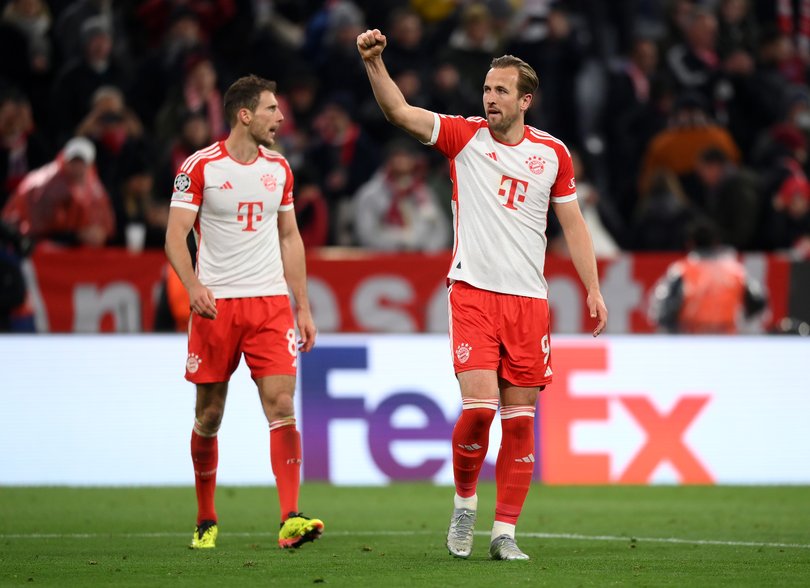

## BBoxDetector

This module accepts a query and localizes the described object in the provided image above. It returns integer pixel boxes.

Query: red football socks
[495,405,536,525]
[452,398,499,498]
[270,418,301,520]
[190,429,218,524]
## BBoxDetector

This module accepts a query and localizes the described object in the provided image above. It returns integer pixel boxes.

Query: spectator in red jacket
[1,136,114,247]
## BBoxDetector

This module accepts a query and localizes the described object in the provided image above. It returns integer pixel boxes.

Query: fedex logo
[542,345,713,484]
[299,340,713,484]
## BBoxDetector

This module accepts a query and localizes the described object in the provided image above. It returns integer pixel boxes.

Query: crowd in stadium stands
[1,0,810,259]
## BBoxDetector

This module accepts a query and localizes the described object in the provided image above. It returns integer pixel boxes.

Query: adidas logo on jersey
[544,366,553,377]
[219,181,233,190]
[485,151,497,160]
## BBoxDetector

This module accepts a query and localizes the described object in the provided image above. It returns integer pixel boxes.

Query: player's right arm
[357,28,435,144]
[165,206,217,319]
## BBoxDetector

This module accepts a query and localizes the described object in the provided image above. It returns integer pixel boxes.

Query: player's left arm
[278,209,316,352]
[552,199,608,336]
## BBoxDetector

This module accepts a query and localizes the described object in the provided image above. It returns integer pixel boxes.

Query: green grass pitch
[1,484,808,586]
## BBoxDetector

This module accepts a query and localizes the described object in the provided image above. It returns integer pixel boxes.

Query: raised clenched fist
[356,28,387,60]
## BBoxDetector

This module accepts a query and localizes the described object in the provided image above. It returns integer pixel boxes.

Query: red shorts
[185,296,297,383]
[449,281,552,387]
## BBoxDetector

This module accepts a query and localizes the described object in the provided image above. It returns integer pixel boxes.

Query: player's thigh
[241,296,298,379]
[457,369,499,399]
[449,281,500,375]
[498,296,553,388]
[186,300,243,383]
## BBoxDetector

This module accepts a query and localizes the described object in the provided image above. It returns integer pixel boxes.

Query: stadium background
[1,2,809,585]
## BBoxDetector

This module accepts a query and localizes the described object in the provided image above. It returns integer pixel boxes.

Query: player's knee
[268,392,295,420]
[197,408,224,434]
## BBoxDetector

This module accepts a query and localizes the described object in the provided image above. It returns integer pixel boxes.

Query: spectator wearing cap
[638,91,741,196]
[1,136,114,247]
[50,15,131,146]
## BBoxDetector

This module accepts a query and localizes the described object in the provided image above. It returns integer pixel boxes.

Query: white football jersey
[170,141,294,299]
[427,113,577,298]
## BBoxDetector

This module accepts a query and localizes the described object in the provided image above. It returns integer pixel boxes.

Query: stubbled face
[247,91,284,147]
[482,66,530,137]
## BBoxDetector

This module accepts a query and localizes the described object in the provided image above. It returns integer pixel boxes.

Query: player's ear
[239,107,252,126]
[520,93,533,112]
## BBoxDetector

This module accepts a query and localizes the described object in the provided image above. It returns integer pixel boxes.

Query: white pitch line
[1,530,808,550]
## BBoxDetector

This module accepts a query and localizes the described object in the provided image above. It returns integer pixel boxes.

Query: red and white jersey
[169,141,294,299]
[427,113,577,298]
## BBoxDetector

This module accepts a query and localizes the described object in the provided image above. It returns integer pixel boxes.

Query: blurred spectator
[665,6,720,99]
[603,36,662,217]
[439,3,500,107]
[0,219,34,332]
[293,167,329,249]
[306,93,379,242]
[108,158,167,251]
[384,7,431,80]
[157,109,212,196]
[352,140,449,251]
[633,170,696,250]
[679,147,762,249]
[155,52,226,146]
[134,0,236,48]
[638,91,741,195]
[309,0,368,100]
[507,4,586,144]
[2,0,52,74]
[0,88,49,208]
[648,217,767,333]
[53,0,115,61]
[128,7,209,129]
[74,85,150,202]
[716,0,758,58]
[426,60,480,117]
[549,150,624,258]
[50,15,131,145]
[1,136,114,247]
[766,173,810,255]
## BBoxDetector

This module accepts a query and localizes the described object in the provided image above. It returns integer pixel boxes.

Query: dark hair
[223,75,277,127]
[490,55,539,97]
[687,217,720,250]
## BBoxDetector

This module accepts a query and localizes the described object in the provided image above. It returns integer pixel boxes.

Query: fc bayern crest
[174,172,191,192]
[455,343,472,364]
[261,173,277,192]
[525,155,546,175]
[186,353,202,374]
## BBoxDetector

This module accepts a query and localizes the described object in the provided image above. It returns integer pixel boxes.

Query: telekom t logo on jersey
[498,175,529,210]
[237,201,263,231]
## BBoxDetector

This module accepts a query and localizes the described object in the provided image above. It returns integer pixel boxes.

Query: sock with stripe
[452,397,499,499]
[269,417,301,520]
[191,425,218,524]
[494,405,536,526]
